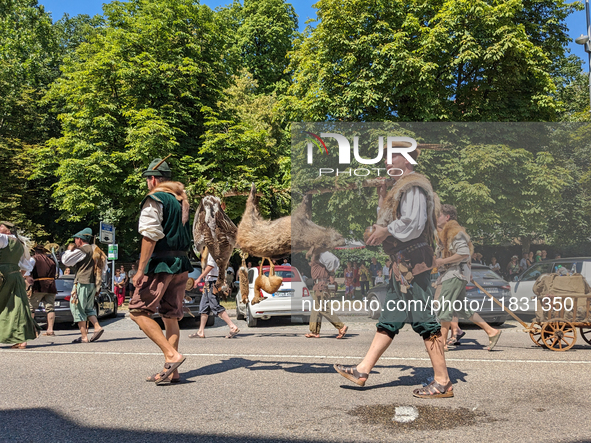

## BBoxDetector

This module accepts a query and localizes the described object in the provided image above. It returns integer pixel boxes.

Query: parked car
[235,265,310,327]
[33,275,117,324]
[366,264,509,325]
[510,257,591,316]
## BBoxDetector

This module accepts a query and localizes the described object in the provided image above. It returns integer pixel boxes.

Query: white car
[235,265,310,327]
[509,258,591,316]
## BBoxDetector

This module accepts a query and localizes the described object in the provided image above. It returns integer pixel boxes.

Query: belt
[314,278,329,284]
[390,242,429,261]
[34,277,56,281]
[150,251,188,258]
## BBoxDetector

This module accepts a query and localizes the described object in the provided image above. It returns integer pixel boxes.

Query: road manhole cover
[350,404,485,431]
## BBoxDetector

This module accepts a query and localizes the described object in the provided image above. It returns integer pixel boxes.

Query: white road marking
[1,349,591,364]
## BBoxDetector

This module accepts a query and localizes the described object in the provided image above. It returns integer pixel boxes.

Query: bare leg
[219,310,238,333]
[197,313,208,336]
[356,331,393,375]
[424,333,450,386]
[77,321,89,342]
[162,317,181,378]
[451,317,463,337]
[87,315,102,333]
[440,321,451,350]
[47,312,55,334]
[469,313,499,337]
[130,312,183,363]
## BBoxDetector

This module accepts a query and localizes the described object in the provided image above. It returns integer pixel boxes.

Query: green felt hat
[73,227,93,243]
[142,157,172,178]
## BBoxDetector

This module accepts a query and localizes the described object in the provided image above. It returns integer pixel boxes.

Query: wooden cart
[525,292,591,351]
[474,274,591,352]
[524,273,591,351]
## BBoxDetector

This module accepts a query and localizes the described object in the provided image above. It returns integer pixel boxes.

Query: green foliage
[287,0,577,122]
[233,0,298,94]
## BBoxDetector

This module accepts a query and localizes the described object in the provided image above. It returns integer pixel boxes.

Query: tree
[0,0,64,237]
[196,69,291,220]
[33,0,232,252]
[287,0,578,122]
[233,0,298,94]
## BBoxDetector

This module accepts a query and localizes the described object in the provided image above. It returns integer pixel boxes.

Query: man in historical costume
[130,158,191,384]
[333,149,453,398]
[29,243,58,336]
[435,204,501,351]
[305,251,348,339]
[62,228,106,343]
[0,221,40,348]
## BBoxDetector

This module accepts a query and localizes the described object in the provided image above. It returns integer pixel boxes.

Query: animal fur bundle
[193,195,237,293]
[236,184,345,259]
[149,181,190,225]
[92,245,107,288]
[252,258,282,305]
[238,259,249,304]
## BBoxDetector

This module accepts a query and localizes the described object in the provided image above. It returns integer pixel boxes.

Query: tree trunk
[521,235,531,256]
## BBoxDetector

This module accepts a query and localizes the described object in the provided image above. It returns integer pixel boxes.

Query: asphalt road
[1,312,591,443]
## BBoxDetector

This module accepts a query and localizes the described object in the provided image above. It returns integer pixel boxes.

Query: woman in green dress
[0,222,40,348]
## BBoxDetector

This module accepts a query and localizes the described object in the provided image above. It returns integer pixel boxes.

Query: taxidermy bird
[193,196,237,294]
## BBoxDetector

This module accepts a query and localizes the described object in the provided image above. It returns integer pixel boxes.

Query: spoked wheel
[528,322,545,347]
[579,327,591,346]
[541,321,577,351]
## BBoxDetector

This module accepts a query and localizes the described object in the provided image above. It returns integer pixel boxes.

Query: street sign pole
[112,229,115,293]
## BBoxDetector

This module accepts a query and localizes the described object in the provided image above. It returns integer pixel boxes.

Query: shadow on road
[0,408,322,442]
[181,357,468,391]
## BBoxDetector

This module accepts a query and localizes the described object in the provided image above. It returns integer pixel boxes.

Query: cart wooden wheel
[541,321,577,351]
[528,323,545,347]
[580,327,591,346]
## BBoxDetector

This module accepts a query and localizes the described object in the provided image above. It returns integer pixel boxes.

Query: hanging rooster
[193,196,237,295]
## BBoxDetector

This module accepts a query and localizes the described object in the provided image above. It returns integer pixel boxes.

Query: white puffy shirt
[386,187,428,242]
[138,199,165,242]
[0,234,34,273]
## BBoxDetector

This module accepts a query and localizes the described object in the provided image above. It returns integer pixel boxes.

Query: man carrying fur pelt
[435,204,501,352]
[333,147,453,398]
[130,158,192,384]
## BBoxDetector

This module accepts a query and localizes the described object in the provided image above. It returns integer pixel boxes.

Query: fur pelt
[92,244,107,288]
[193,196,237,294]
[238,261,249,304]
[236,184,345,258]
[149,181,190,225]
[376,173,440,247]
[439,220,474,258]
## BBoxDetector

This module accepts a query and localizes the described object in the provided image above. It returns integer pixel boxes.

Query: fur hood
[439,220,474,258]
[149,181,190,225]
[376,172,440,246]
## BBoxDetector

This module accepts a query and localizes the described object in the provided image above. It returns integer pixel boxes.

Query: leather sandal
[333,364,368,387]
[154,357,186,385]
[305,333,320,338]
[146,373,180,383]
[413,380,454,398]
[488,331,502,351]
[446,336,458,346]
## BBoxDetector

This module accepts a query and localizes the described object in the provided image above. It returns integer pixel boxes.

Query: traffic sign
[100,221,115,244]
[108,244,118,260]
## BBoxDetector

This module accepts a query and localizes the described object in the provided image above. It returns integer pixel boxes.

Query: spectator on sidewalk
[369,257,381,286]
[114,269,125,306]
